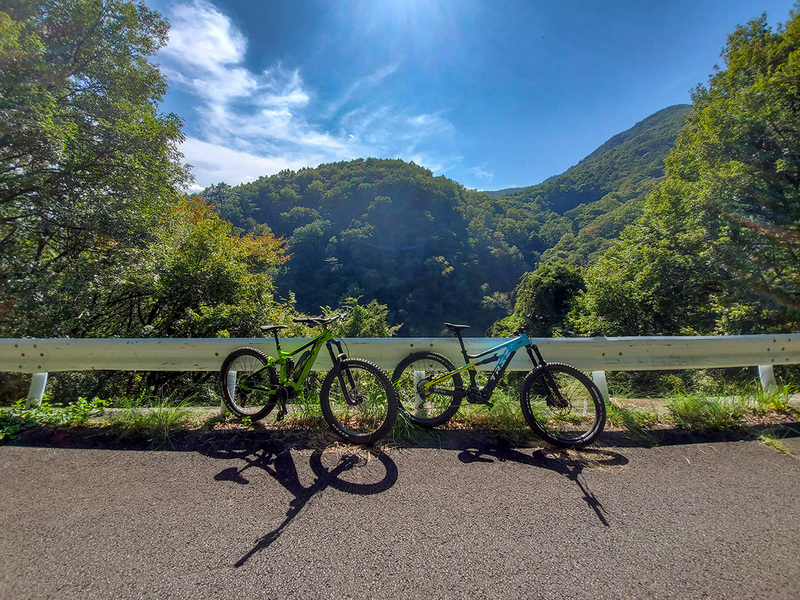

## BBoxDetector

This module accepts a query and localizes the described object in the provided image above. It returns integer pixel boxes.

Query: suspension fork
[526,343,567,407]
[327,339,360,406]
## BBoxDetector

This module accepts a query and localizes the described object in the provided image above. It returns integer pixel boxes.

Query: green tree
[567,191,722,336]
[570,6,800,336]
[324,296,402,338]
[1,0,190,335]
[19,198,289,339]
[673,8,800,316]
[492,260,584,337]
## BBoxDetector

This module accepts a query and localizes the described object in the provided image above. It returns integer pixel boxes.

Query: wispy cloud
[468,165,495,186]
[181,137,316,192]
[157,0,461,188]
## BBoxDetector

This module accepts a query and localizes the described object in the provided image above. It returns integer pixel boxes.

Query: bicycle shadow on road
[457,442,629,527]
[202,441,398,568]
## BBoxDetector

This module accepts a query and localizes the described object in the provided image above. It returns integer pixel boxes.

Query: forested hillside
[205,161,494,335]
[206,106,690,335]
[489,104,692,266]
[2,1,798,404]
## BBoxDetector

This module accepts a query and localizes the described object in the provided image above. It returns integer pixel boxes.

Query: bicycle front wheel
[220,347,279,420]
[391,351,463,427]
[520,363,606,448]
[320,358,398,444]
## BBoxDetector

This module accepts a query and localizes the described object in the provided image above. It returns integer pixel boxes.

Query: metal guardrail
[2,334,799,405]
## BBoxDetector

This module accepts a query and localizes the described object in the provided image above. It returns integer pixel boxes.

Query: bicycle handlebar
[292,314,344,328]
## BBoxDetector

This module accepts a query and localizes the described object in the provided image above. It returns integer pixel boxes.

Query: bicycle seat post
[444,323,471,363]
[260,325,287,352]
[457,329,471,363]
[272,330,282,353]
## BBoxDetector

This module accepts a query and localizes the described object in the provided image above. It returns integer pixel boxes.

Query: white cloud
[181,137,318,189]
[164,1,246,69]
[159,1,461,188]
[468,165,495,185]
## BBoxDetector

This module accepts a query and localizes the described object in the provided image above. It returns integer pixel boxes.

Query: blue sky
[147,0,797,192]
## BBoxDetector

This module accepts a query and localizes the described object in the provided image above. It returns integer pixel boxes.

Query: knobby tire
[520,362,606,448]
[320,358,398,444]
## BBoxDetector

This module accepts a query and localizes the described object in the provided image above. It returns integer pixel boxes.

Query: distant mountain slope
[202,105,691,335]
[488,104,692,266]
[493,105,691,213]
[204,159,499,335]
[483,186,526,198]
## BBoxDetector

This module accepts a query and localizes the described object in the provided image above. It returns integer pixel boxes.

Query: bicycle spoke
[321,359,397,444]
[391,352,462,427]
[220,348,278,420]
[521,363,605,448]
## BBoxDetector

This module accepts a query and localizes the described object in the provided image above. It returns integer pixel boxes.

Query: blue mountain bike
[391,323,606,448]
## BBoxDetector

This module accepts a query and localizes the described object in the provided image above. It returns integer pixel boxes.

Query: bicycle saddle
[444,323,471,332]
[260,325,288,335]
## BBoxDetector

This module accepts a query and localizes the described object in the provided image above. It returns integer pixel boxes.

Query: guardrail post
[413,371,425,417]
[26,372,48,408]
[758,365,777,394]
[592,371,610,403]
[222,370,235,416]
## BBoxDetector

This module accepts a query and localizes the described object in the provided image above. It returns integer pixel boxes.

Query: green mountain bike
[220,315,398,444]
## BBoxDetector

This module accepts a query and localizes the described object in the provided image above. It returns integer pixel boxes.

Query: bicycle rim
[220,348,278,420]
[321,359,397,444]
[521,363,605,448]
[391,351,461,427]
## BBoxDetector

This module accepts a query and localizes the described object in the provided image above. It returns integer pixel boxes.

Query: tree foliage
[0,0,191,335]
[570,7,800,336]
[492,260,584,337]
[324,296,402,338]
[677,9,800,315]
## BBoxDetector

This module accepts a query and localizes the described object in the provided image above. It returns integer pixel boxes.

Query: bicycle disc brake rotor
[346,388,364,406]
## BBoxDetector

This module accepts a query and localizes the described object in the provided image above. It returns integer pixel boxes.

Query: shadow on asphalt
[200,442,399,567]
[7,421,800,564]
[457,444,628,527]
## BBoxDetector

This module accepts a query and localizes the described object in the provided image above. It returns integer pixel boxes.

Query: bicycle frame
[423,333,540,399]
[246,327,348,399]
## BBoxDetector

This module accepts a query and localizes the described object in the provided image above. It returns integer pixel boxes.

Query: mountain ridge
[203,104,692,334]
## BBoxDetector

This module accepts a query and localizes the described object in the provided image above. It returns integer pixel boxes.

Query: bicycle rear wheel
[520,363,606,448]
[391,351,463,427]
[320,358,397,444]
[220,347,279,420]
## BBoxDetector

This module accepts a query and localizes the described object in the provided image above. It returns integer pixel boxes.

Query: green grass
[105,396,193,449]
[758,431,791,454]
[666,392,745,431]
[1,397,107,440]
[605,402,660,443]
[2,375,796,449]
[751,382,795,415]
[448,385,535,443]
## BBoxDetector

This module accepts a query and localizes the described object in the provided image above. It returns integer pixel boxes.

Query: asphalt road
[2,428,800,599]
